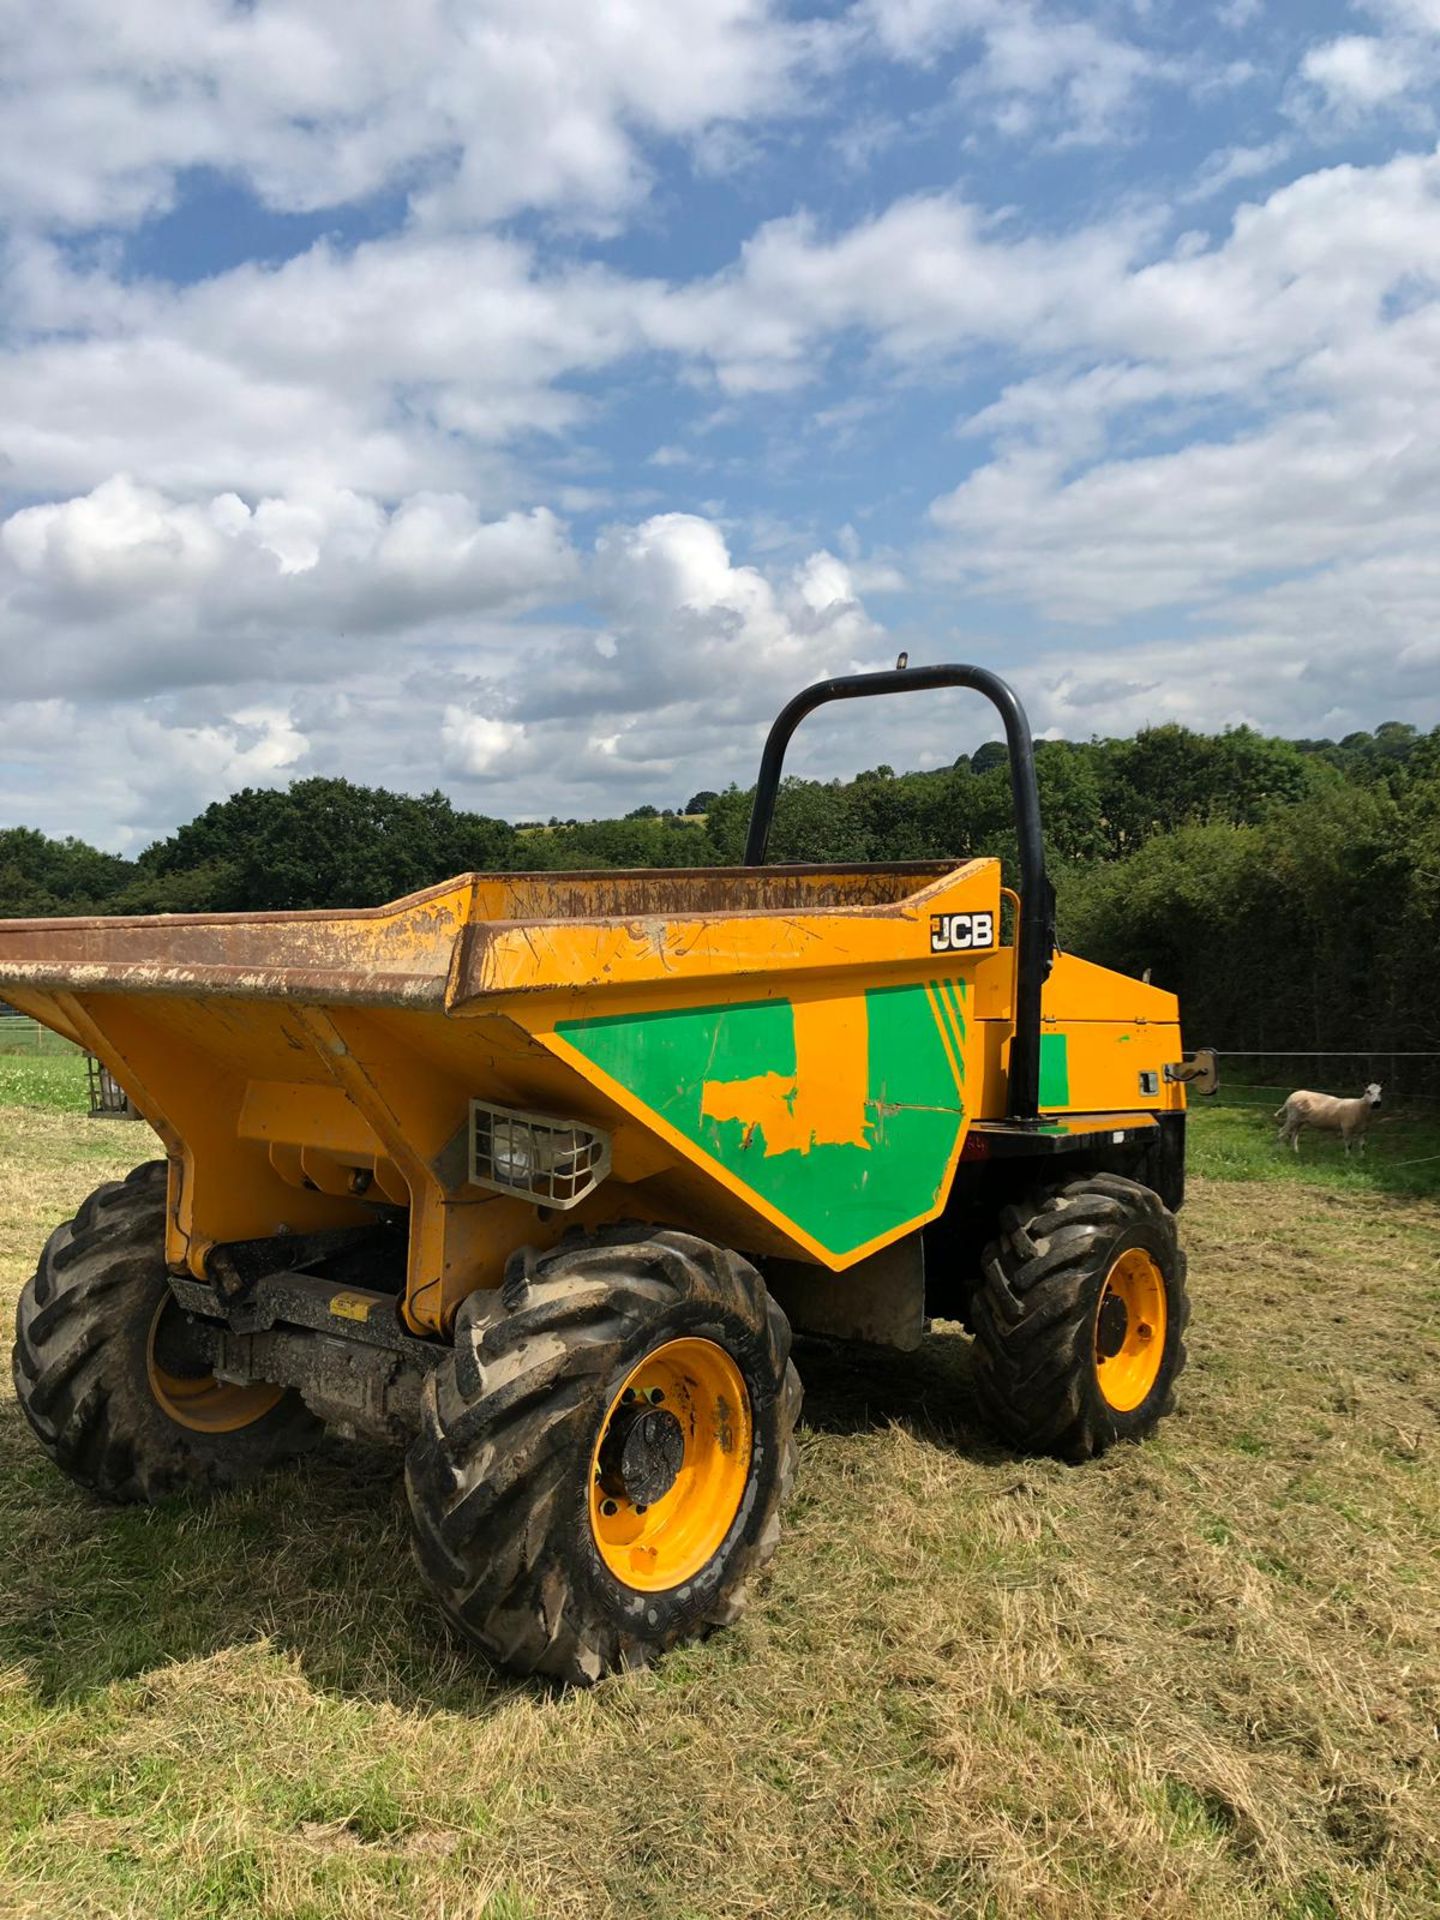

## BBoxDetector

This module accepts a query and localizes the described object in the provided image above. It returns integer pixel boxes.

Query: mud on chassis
[6,667,1214,1685]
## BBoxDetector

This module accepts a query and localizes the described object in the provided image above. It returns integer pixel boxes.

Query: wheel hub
[146,1294,283,1434]
[1095,1290,1129,1360]
[149,1299,217,1382]
[588,1338,754,1593]
[598,1397,686,1508]
[1093,1247,1168,1414]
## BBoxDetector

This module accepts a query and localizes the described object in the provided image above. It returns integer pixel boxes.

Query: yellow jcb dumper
[3,667,1213,1685]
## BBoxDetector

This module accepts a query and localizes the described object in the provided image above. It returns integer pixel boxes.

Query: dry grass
[1,1105,1438,1919]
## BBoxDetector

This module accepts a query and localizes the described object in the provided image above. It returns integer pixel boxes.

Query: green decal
[556,984,964,1257]
[1039,1032,1070,1108]
[930,976,968,1079]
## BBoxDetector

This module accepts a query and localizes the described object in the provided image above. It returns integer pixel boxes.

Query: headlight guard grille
[468,1100,611,1208]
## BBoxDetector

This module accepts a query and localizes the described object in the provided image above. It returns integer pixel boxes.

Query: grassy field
[0,1088,1437,1919]
[0,1019,79,1063]
[0,1057,91,1116]
[1186,1088,1440,1201]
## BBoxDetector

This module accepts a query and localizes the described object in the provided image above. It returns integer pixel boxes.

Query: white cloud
[1184,138,1294,202]
[625,148,1440,402]
[3,478,239,590]
[100,705,312,844]
[958,10,1158,145]
[858,145,1440,766]
[0,227,654,501]
[643,195,1150,393]
[8,138,1440,842]
[0,492,893,839]
[588,513,883,711]
[864,0,1171,145]
[440,708,528,777]
[0,0,828,235]
[929,399,1440,621]
[1,477,575,654]
[924,152,1440,625]
[1377,0,1440,27]
[1023,566,1437,744]
[1300,34,1415,110]
[1289,2,1440,129]
[12,145,1430,542]
[2,6,1439,855]
[126,706,309,785]
[0,698,309,853]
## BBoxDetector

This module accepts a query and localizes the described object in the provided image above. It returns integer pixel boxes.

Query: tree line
[3,719,1435,1070]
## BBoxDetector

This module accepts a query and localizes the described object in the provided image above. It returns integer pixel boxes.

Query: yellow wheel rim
[589,1337,753,1593]
[146,1296,284,1435]
[1094,1248,1167,1413]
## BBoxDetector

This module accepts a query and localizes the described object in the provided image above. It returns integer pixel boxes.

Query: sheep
[1274,1083,1383,1155]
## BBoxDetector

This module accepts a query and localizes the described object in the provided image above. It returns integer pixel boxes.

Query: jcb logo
[930,911,994,954]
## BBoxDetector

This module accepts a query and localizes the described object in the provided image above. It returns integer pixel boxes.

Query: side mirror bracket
[1164,1049,1220,1096]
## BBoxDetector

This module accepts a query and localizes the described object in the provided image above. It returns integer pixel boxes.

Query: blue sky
[1,0,1438,848]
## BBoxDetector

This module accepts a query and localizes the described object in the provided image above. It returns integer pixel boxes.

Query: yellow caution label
[329,1291,375,1323]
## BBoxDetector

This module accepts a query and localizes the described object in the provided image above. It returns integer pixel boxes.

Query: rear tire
[969,1172,1189,1462]
[12,1162,321,1502]
[406,1226,802,1686]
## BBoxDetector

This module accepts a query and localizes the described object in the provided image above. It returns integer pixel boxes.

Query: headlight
[469,1101,611,1208]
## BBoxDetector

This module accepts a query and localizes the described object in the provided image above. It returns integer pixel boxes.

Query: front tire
[969,1172,1189,1461]
[12,1162,321,1502]
[406,1227,802,1686]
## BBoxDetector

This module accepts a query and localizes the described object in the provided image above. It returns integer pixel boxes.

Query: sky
[1,0,1438,852]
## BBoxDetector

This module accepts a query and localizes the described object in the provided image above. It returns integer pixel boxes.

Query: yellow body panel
[0,861,1185,1335]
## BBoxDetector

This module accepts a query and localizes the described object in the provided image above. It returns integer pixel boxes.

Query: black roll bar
[743,664,1055,1125]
